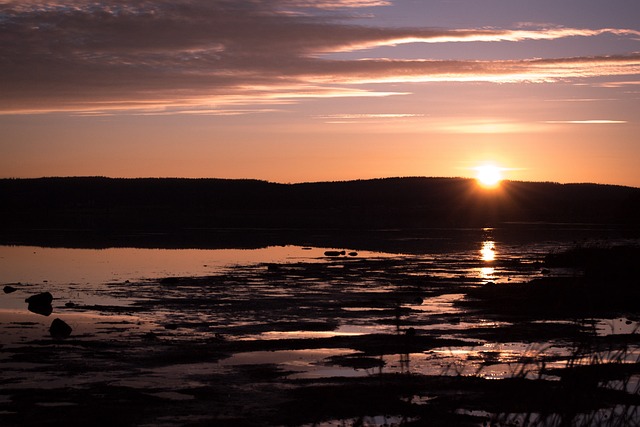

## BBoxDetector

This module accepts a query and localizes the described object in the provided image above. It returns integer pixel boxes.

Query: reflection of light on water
[480,267,496,281]
[429,343,570,379]
[478,240,497,281]
[481,241,496,262]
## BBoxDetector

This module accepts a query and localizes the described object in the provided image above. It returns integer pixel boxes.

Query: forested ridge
[1,177,639,231]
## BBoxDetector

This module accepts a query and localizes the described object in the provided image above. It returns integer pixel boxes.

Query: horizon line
[1,175,637,189]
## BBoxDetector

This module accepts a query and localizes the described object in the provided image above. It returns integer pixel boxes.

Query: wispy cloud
[307,54,640,85]
[279,0,392,8]
[544,120,628,124]
[595,81,640,88]
[434,119,541,134]
[314,113,423,123]
[1,0,639,114]
[331,27,640,52]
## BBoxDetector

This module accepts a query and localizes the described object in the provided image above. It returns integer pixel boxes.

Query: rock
[327,355,385,370]
[65,302,76,308]
[49,318,72,339]
[143,332,159,341]
[3,285,18,294]
[267,263,280,272]
[348,252,358,257]
[25,292,53,316]
[160,277,179,285]
[324,250,346,257]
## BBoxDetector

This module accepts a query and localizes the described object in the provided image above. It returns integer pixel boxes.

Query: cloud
[316,113,423,119]
[313,113,423,123]
[544,120,628,124]
[330,27,640,52]
[595,81,640,88]
[278,0,392,8]
[434,119,540,134]
[1,0,639,114]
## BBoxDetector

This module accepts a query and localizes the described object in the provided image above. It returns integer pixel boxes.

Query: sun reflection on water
[479,240,497,282]
[480,266,496,281]
[480,241,496,262]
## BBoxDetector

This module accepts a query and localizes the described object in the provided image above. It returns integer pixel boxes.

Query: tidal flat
[1,228,639,426]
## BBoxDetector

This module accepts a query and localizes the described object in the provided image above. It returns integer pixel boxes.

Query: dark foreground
[1,245,639,426]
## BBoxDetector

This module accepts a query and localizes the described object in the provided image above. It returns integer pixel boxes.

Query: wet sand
[1,250,639,426]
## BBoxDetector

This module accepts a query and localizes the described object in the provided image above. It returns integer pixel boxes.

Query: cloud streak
[1,0,639,113]
[544,120,628,124]
[314,113,423,123]
[331,27,640,52]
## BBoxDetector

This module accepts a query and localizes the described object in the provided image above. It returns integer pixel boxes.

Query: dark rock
[348,252,358,257]
[65,302,76,308]
[49,318,72,339]
[160,277,179,285]
[143,332,159,341]
[3,285,18,294]
[25,292,53,316]
[327,355,385,370]
[267,263,280,271]
[324,250,346,257]
[25,292,53,304]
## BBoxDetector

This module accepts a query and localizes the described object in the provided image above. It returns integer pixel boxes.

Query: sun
[475,164,503,188]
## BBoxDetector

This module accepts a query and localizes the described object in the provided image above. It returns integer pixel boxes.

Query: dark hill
[1,177,639,232]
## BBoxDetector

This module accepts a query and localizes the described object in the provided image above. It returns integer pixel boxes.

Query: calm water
[1,226,639,426]
[2,225,627,286]
[1,225,637,318]
[1,226,638,342]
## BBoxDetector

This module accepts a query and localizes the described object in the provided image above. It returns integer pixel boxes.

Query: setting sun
[475,165,503,188]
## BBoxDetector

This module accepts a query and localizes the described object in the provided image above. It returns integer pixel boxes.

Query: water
[0,245,393,285]
[1,225,608,286]
[1,226,638,426]
[1,225,636,342]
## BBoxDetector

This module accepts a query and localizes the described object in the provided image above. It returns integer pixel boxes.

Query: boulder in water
[324,250,346,257]
[3,284,18,294]
[49,318,72,339]
[25,292,54,316]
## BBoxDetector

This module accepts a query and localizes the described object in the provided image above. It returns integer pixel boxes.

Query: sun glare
[475,164,503,188]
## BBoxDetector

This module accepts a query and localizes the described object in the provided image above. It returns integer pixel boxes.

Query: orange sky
[1,0,639,187]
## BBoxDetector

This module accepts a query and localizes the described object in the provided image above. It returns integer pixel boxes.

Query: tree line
[1,177,639,231]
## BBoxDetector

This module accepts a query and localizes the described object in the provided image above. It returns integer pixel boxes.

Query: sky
[1,0,639,186]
